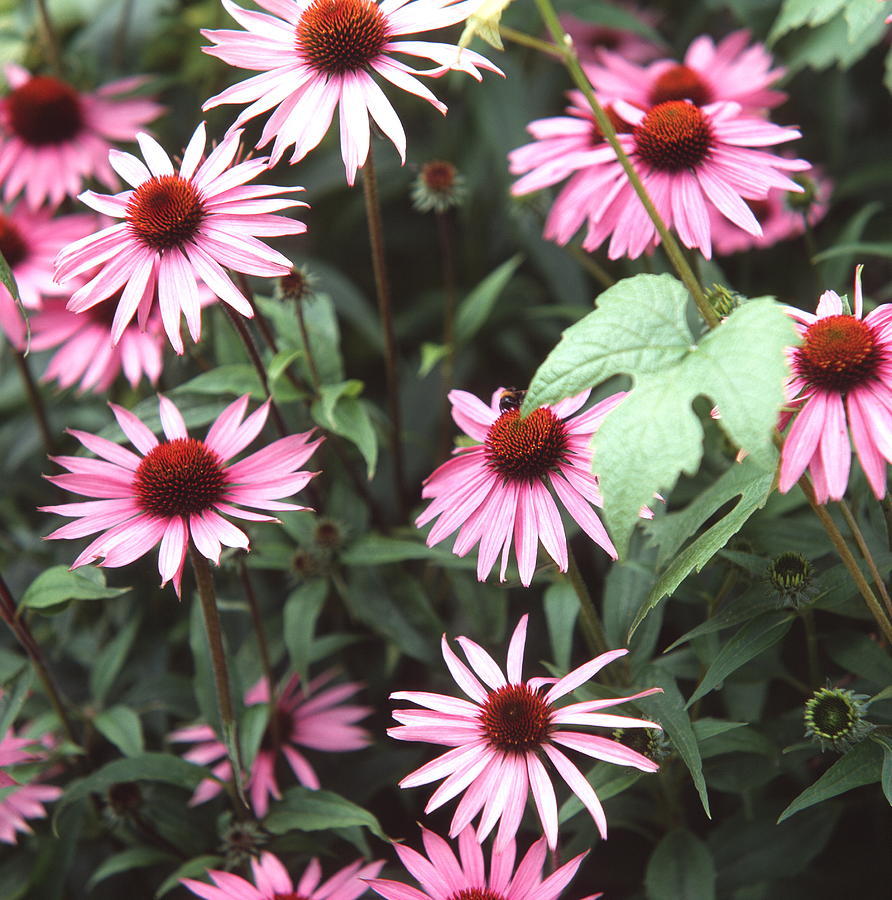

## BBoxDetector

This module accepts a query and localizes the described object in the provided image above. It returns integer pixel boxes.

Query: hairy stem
[436,209,458,460]
[188,545,250,816]
[801,609,820,688]
[362,148,407,519]
[532,0,716,327]
[565,547,616,676]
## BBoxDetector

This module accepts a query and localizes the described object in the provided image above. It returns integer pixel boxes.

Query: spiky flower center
[0,215,28,268]
[260,706,295,751]
[804,687,868,747]
[795,315,880,392]
[480,684,552,752]
[484,408,569,482]
[126,175,206,252]
[296,0,390,76]
[450,890,505,900]
[6,76,84,146]
[767,552,813,595]
[133,438,227,517]
[649,65,712,106]
[634,101,713,172]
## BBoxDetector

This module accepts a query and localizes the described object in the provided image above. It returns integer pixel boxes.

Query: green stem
[14,351,55,456]
[188,545,250,817]
[237,558,280,752]
[567,245,615,290]
[436,209,458,460]
[0,575,78,747]
[294,294,322,394]
[799,480,892,644]
[532,0,716,328]
[565,547,614,668]
[220,299,288,438]
[34,0,63,77]
[499,24,563,58]
[801,609,820,688]
[361,147,407,518]
[881,496,892,554]
[836,499,892,623]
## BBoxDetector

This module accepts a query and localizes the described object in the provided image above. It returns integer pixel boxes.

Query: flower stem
[0,574,78,747]
[13,351,56,456]
[220,300,288,438]
[34,0,63,77]
[188,545,250,816]
[567,245,615,290]
[436,209,458,460]
[801,609,820,688]
[294,294,322,394]
[798,480,892,644]
[836,499,892,623]
[499,24,563,58]
[237,557,281,751]
[565,546,614,666]
[361,147,408,519]
[531,0,717,328]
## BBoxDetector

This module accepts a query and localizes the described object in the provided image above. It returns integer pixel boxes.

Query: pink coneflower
[0,728,62,845]
[779,267,892,502]
[584,29,786,112]
[417,388,622,586]
[568,99,809,260]
[42,393,322,595]
[508,93,631,250]
[0,64,162,209]
[369,826,600,900]
[201,0,501,185]
[54,120,306,354]
[171,670,371,816]
[182,851,384,900]
[710,169,831,256]
[560,7,662,65]
[389,615,661,850]
[30,285,216,394]
[0,203,95,348]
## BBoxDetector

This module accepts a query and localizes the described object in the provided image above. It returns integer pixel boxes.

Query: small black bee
[498,388,527,413]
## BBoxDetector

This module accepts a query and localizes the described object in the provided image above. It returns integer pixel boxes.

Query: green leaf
[769,0,846,43]
[87,847,173,891]
[645,829,716,900]
[777,738,884,822]
[544,582,579,674]
[265,786,386,839]
[663,586,780,653]
[90,614,141,705]
[93,706,144,757]
[0,667,33,737]
[20,565,128,611]
[635,459,775,636]
[639,669,710,817]
[172,364,262,397]
[155,855,224,898]
[0,247,28,350]
[342,535,471,567]
[239,702,269,771]
[283,579,328,685]
[311,381,378,478]
[875,734,892,806]
[526,277,792,555]
[687,612,794,707]
[525,274,693,408]
[419,342,449,378]
[54,753,211,831]
[294,292,346,385]
[454,255,522,344]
